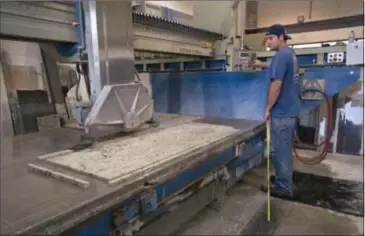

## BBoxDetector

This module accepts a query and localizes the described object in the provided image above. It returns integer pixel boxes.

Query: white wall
[146,1,194,15]
[193,1,234,34]
[0,40,45,90]
[257,0,364,28]
[244,0,364,49]
[245,26,364,50]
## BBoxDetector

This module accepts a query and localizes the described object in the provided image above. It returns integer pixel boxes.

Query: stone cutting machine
[68,1,157,137]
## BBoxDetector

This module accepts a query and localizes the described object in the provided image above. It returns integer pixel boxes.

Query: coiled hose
[293,88,333,165]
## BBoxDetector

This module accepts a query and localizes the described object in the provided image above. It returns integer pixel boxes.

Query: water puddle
[285,171,364,217]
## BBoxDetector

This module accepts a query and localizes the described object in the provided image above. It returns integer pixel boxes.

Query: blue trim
[165,62,180,71]
[56,0,84,57]
[72,214,112,236]
[206,59,226,69]
[135,64,144,72]
[147,63,161,71]
[184,61,202,69]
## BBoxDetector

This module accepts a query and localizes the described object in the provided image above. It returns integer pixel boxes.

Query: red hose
[293,90,333,165]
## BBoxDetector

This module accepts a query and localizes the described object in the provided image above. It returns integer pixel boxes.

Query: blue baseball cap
[265,24,292,40]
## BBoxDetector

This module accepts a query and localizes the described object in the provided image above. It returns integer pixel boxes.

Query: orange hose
[294,89,333,165]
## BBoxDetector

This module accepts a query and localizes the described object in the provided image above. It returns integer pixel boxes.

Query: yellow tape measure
[266,122,271,222]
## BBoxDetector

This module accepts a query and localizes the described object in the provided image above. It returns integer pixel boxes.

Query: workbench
[1,114,265,235]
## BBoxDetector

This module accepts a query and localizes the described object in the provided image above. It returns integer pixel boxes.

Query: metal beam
[0,2,77,42]
[256,46,346,58]
[246,15,364,35]
[0,2,218,56]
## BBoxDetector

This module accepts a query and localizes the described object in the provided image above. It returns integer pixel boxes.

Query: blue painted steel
[257,57,271,62]
[141,191,158,214]
[300,67,361,114]
[56,0,84,57]
[72,213,112,236]
[297,54,317,65]
[258,54,317,66]
[165,62,180,71]
[135,64,144,72]
[154,149,234,201]
[147,63,161,71]
[151,67,361,121]
[122,200,140,222]
[232,150,265,178]
[206,59,226,69]
[151,71,268,121]
[184,61,202,70]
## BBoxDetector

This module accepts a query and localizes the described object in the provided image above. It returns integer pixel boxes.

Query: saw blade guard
[84,82,154,135]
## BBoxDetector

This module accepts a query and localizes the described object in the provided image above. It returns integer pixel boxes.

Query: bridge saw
[0,1,267,235]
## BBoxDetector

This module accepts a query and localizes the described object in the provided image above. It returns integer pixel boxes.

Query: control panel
[327,52,345,64]
[232,50,256,71]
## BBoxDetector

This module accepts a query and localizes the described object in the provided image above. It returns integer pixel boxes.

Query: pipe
[236,1,242,45]
[239,0,246,49]
[75,0,86,52]
[232,0,240,38]
[234,7,239,37]
[308,0,313,20]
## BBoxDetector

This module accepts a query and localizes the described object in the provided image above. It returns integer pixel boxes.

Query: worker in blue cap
[252,24,300,199]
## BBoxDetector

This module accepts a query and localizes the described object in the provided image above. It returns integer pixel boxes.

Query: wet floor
[178,171,364,236]
[178,151,364,235]
[287,171,364,217]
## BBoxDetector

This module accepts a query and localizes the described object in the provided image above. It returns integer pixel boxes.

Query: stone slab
[42,123,239,185]
[27,163,90,189]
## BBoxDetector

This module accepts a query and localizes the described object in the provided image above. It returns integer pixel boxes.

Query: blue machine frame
[70,126,266,235]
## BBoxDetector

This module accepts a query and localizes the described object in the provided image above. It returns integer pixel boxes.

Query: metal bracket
[235,142,245,157]
[140,190,158,214]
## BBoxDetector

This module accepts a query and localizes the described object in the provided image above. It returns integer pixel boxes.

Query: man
[252,24,300,198]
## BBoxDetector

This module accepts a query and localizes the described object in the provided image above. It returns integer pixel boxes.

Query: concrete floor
[178,151,364,235]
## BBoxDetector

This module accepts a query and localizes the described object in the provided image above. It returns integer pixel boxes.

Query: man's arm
[262,61,271,69]
[266,80,282,112]
[266,52,290,112]
[251,59,271,69]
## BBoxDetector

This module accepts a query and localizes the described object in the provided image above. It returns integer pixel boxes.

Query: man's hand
[264,108,271,123]
[250,59,269,69]
[251,59,264,69]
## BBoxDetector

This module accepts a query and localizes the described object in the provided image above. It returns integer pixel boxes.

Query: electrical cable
[293,88,333,165]
[75,62,82,101]
[75,54,91,101]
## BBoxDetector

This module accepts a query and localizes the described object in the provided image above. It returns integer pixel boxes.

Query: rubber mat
[276,171,364,217]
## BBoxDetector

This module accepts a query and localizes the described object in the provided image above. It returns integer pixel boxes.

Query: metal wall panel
[0,2,76,42]
[151,67,361,121]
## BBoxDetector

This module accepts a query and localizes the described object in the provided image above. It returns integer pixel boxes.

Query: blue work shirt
[268,46,300,118]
